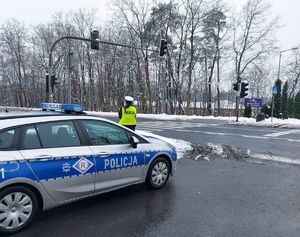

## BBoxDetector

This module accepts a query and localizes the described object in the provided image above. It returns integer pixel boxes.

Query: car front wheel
[146,157,170,189]
[0,186,39,235]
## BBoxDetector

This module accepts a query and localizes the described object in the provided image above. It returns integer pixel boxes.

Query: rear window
[0,129,15,150]
[36,121,81,148]
[23,127,42,149]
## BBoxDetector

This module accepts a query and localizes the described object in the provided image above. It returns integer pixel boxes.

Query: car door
[19,121,96,202]
[79,119,145,192]
[0,128,33,184]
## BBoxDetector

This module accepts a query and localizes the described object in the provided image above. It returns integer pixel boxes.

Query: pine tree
[273,79,282,118]
[261,103,272,118]
[287,97,295,118]
[295,92,300,119]
[244,105,252,118]
[281,81,288,119]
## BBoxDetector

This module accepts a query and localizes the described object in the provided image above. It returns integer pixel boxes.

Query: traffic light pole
[236,95,239,122]
[235,81,241,122]
[48,36,159,102]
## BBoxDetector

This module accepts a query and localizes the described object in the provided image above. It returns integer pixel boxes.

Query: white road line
[252,153,300,165]
[137,127,163,132]
[182,130,300,143]
[264,130,300,137]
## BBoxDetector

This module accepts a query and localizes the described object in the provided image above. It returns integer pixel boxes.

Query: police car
[0,103,177,234]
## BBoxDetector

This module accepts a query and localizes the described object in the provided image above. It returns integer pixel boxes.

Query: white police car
[0,103,177,234]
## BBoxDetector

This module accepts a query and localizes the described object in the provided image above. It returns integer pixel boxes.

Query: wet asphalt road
[13,158,300,237]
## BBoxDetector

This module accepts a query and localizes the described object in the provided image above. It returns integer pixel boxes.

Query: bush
[244,105,252,118]
[256,113,265,122]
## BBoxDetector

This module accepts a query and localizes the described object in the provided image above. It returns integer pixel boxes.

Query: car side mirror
[130,136,139,148]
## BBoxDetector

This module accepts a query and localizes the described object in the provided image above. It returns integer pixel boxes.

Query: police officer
[118,96,137,131]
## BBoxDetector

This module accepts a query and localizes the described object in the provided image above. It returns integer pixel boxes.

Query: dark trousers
[124,125,136,131]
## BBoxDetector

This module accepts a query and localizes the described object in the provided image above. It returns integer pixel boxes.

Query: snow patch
[186,142,300,166]
[228,117,300,129]
[136,130,192,159]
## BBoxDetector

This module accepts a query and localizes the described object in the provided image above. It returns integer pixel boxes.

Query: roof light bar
[40,103,83,113]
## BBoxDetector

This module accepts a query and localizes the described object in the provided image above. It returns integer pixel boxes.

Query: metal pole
[277,52,282,82]
[236,95,239,122]
[235,79,241,122]
[67,65,71,104]
[271,52,282,122]
[205,56,208,115]
[67,48,73,104]
[48,60,53,103]
[271,95,274,122]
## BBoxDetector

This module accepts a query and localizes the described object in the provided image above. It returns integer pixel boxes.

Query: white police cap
[125,96,134,102]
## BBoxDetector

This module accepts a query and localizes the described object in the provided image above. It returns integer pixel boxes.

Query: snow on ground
[228,117,300,129]
[136,130,192,160]
[185,142,300,166]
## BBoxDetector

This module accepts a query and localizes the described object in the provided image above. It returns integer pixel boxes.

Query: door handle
[97,152,110,157]
[33,155,54,162]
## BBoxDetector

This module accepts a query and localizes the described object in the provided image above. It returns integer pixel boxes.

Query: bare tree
[233,0,278,81]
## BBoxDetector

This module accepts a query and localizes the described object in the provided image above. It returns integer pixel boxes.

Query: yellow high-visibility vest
[119,106,137,125]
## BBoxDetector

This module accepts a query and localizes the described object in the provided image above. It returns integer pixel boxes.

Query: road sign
[272,85,277,96]
[244,98,263,107]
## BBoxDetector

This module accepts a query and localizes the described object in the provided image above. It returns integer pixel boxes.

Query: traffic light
[51,75,58,92]
[240,82,249,98]
[46,73,49,93]
[233,82,239,91]
[159,39,167,57]
[90,29,100,50]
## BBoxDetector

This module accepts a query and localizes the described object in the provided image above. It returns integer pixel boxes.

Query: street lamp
[277,47,298,82]
[271,47,298,121]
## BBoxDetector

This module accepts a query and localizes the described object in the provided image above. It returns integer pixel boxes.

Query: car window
[23,126,41,149]
[0,129,15,150]
[82,120,130,145]
[36,121,80,148]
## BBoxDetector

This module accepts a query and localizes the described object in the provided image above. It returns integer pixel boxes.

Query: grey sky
[0,0,299,49]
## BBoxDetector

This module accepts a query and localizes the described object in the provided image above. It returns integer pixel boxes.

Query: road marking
[138,121,300,143]
[170,129,300,143]
[264,130,300,137]
[203,132,226,136]
[252,153,300,165]
[138,121,215,130]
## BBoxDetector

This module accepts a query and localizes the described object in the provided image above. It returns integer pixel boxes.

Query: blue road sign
[244,98,263,107]
[272,85,277,96]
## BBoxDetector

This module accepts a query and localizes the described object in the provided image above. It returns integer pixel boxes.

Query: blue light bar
[40,103,83,113]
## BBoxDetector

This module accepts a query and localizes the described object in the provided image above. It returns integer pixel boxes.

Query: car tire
[0,186,39,235]
[146,157,170,189]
